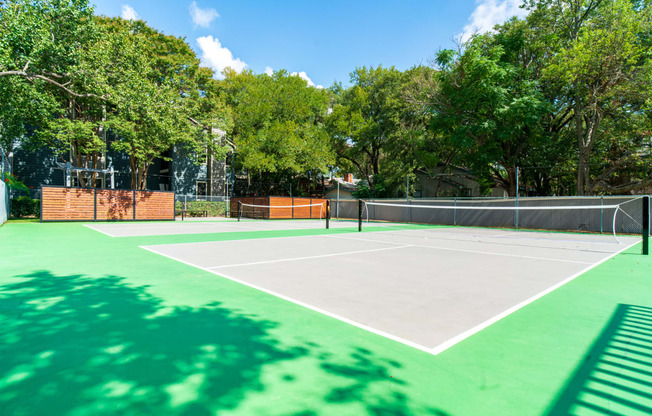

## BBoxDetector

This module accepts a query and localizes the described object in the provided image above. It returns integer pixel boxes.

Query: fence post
[93,188,97,222]
[336,181,340,219]
[643,195,649,255]
[454,197,457,226]
[514,168,519,229]
[358,199,363,232]
[600,196,604,234]
[406,175,410,223]
[133,190,136,221]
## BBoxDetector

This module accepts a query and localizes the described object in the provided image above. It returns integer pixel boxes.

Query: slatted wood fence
[230,196,328,219]
[41,186,175,222]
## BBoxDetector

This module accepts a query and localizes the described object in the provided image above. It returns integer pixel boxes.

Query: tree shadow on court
[0,271,303,415]
[0,271,451,416]
[544,304,652,415]
[309,344,451,416]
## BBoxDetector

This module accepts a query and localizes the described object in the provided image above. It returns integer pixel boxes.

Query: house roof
[324,177,359,191]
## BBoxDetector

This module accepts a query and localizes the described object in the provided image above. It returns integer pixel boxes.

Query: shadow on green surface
[545,304,652,416]
[0,271,449,416]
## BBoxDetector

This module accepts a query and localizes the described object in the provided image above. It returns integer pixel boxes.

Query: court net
[238,201,331,229]
[358,197,651,244]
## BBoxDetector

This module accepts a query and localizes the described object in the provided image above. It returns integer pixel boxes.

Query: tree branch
[0,70,104,99]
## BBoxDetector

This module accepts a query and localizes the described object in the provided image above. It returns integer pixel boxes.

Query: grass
[1,221,651,415]
[6,218,40,223]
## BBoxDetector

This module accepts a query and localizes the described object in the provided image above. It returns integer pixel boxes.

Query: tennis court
[2,214,652,416]
[140,225,639,353]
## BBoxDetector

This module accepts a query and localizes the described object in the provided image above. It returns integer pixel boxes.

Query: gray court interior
[86,219,353,237]
[135,225,639,352]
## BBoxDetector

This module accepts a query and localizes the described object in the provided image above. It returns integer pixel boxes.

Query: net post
[237,201,241,222]
[643,196,650,255]
[326,200,330,229]
[358,199,363,232]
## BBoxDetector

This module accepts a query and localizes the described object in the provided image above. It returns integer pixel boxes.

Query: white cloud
[121,5,139,21]
[291,71,322,88]
[189,1,219,28]
[264,66,274,76]
[459,0,529,43]
[196,36,247,78]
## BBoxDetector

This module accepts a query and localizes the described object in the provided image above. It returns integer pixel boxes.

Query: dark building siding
[12,139,226,195]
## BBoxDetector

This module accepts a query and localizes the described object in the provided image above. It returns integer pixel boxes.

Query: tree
[430,19,549,196]
[529,0,652,194]
[220,69,333,193]
[326,66,407,196]
[0,0,100,150]
[99,17,228,189]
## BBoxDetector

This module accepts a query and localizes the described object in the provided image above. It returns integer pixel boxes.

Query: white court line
[82,224,116,237]
[325,234,594,265]
[139,245,436,355]
[84,221,282,237]
[429,239,640,355]
[206,245,412,269]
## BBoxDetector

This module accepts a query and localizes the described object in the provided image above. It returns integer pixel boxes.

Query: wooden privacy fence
[230,196,328,219]
[41,186,175,222]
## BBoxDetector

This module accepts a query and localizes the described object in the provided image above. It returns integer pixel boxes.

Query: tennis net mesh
[359,197,650,238]
[238,201,331,228]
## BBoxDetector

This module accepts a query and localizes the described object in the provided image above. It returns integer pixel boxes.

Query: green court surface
[1,221,652,415]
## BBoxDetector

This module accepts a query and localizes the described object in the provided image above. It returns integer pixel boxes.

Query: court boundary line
[428,239,640,355]
[139,245,436,355]
[83,220,332,237]
[139,238,640,357]
[82,224,116,237]
[325,234,595,265]
[205,245,412,269]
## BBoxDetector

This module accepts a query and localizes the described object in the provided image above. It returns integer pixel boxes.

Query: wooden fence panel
[41,187,95,221]
[96,190,133,220]
[310,198,327,219]
[135,191,174,220]
[269,197,293,219]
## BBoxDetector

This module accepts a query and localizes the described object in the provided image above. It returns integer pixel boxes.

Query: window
[196,181,207,196]
[197,147,208,165]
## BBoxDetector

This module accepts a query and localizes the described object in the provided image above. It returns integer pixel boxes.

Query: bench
[176,209,209,221]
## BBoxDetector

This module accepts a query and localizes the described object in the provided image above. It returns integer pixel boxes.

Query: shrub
[3,173,29,193]
[11,196,40,218]
[175,200,227,217]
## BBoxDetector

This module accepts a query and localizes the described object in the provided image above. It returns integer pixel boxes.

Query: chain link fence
[334,196,651,235]
[174,194,230,218]
[0,147,10,223]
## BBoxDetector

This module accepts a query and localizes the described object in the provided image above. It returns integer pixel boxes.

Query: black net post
[643,196,650,255]
[237,201,241,222]
[325,200,330,229]
[358,199,363,232]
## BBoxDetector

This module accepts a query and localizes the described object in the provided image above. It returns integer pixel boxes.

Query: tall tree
[0,0,100,150]
[99,17,226,189]
[431,19,549,196]
[326,66,406,195]
[220,69,333,192]
[529,0,652,194]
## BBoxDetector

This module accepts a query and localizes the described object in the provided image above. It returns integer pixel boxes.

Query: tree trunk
[130,155,137,190]
[506,168,517,197]
[575,95,585,195]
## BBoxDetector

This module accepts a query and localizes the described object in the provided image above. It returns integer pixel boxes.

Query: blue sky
[91,0,527,88]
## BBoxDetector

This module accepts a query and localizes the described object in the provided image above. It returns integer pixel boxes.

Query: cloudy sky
[92,0,528,88]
